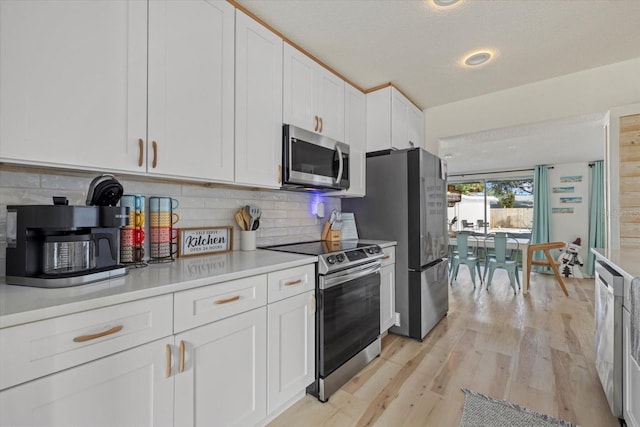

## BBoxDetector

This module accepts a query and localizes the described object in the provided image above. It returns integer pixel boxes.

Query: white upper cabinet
[0,0,147,172]
[366,86,424,152]
[235,10,283,188]
[283,43,344,142]
[408,102,425,149]
[147,0,235,182]
[0,0,235,183]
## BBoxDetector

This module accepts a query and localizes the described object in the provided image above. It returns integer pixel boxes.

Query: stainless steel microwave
[282,124,350,191]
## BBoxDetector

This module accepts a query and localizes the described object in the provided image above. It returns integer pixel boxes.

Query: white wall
[548,162,591,276]
[423,58,640,153]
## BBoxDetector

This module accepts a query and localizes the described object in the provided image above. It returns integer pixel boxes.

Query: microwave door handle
[335,144,344,184]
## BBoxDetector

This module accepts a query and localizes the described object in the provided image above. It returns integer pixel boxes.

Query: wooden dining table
[449,235,531,293]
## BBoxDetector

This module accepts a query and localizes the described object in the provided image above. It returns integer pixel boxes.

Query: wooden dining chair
[525,241,569,296]
[450,231,483,289]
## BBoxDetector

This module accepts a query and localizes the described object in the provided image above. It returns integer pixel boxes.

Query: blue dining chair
[450,231,483,289]
[485,233,521,294]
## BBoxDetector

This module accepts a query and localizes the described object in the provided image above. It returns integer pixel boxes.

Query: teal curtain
[531,166,551,267]
[587,161,605,275]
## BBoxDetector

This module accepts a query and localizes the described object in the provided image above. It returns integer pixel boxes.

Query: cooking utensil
[241,208,252,231]
[251,219,260,231]
[234,210,246,230]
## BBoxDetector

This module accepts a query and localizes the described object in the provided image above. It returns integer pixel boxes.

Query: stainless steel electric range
[265,240,384,402]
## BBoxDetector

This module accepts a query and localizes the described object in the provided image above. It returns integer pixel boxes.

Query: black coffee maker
[5,201,129,288]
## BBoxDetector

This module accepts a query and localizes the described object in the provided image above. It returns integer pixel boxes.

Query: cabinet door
[407,103,424,149]
[235,10,283,188]
[0,0,147,172]
[330,83,365,197]
[380,263,396,333]
[315,68,345,142]
[0,338,174,427]
[148,0,234,182]
[267,291,315,413]
[174,307,267,427]
[283,43,316,133]
[624,309,640,427]
[391,88,410,150]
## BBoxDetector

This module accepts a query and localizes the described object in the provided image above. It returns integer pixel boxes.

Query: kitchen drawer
[174,274,267,333]
[381,246,396,267]
[0,294,173,391]
[267,264,315,303]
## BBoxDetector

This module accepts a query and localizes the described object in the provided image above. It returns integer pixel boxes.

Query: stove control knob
[327,255,337,265]
[336,253,345,263]
[374,246,382,253]
[366,247,374,254]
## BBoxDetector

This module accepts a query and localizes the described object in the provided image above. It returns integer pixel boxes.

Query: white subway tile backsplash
[0,166,342,276]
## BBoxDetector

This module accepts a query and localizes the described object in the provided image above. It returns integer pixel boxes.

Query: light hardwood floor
[268,270,619,427]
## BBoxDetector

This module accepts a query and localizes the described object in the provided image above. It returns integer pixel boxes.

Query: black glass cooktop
[264,240,371,256]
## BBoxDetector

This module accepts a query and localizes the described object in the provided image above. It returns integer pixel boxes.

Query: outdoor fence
[490,208,533,230]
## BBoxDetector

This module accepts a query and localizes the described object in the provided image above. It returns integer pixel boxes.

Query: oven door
[317,262,380,378]
[283,124,349,190]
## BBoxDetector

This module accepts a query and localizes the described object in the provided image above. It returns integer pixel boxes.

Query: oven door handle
[320,263,381,290]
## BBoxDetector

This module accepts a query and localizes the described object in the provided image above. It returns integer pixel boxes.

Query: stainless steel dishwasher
[595,260,625,418]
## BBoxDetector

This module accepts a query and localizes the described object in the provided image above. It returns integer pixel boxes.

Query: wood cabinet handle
[73,325,123,343]
[165,344,172,378]
[138,138,144,167]
[179,340,185,373]
[311,294,316,315]
[284,279,303,286]
[278,164,282,184]
[214,295,240,304]
[314,115,319,132]
[382,255,391,260]
[319,117,323,133]
[152,141,158,168]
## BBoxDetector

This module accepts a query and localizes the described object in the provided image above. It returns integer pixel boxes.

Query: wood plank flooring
[268,270,619,427]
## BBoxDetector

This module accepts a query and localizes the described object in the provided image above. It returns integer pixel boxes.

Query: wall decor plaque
[178,227,233,257]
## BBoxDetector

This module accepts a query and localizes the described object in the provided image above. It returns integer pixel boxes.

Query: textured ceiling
[235,0,640,109]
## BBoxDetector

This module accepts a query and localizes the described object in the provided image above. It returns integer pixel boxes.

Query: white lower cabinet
[380,246,396,334]
[267,291,315,413]
[0,338,174,427]
[174,307,267,427]
[624,308,640,427]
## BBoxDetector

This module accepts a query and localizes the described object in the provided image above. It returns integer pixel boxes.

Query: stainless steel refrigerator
[343,148,449,340]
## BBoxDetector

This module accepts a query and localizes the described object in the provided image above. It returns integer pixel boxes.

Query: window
[447,177,533,239]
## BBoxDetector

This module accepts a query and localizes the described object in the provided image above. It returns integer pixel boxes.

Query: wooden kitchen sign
[178,227,233,257]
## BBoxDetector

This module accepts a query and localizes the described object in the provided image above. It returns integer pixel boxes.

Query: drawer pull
[165,344,172,378]
[73,325,123,343]
[214,295,240,305]
[314,115,319,132]
[382,255,391,260]
[284,279,303,287]
[319,117,323,133]
[311,294,316,315]
[138,138,144,167]
[179,340,185,373]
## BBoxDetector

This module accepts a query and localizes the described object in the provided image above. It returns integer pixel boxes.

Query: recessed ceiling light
[433,0,460,6]
[462,50,494,67]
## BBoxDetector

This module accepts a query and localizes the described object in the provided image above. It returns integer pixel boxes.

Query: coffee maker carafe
[5,204,129,287]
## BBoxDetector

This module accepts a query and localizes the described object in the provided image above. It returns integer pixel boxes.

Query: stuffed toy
[557,237,584,279]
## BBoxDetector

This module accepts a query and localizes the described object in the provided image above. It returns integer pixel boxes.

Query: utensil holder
[239,230,256,251]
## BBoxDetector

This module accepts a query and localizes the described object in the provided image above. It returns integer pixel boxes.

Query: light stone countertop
[0,250,316,329]
[591,248,640,282]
